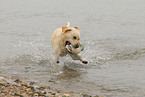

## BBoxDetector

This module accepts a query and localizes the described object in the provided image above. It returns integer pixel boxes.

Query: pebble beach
[0,76,96,97]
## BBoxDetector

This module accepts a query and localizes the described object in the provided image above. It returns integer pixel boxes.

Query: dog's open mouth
[65,41,84,54]
[65,41,72,54]
[65,41,71,46]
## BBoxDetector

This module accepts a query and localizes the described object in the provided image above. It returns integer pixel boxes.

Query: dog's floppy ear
[65,29,72,33]
[62,26,68,32]
[74,27,79,30]
[62,26,72,33]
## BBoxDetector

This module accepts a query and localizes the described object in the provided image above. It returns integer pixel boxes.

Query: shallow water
[1,0,145,96]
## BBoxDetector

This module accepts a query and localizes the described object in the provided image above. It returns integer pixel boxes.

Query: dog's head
[62,26,81,49]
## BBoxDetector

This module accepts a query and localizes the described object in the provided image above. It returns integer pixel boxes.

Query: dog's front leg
[56,55,59,63]
[53,53,60,63]
[52,53,59,63]
[52,46,60,63]
[69,54,88,64]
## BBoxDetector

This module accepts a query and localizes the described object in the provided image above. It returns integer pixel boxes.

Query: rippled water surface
[1,0,145,96]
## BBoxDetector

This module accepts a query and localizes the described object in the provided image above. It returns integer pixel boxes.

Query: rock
[0,93,6,96]
[39,91,45,96]
[1,86,5,90]
[34,93,39,96]
[4,84,10,87]
[14,79,22,83]
[20,83,28,87]
[41,91,46,94]
[37,86,45,90]
[6,82,10,84]
[56,91,60,93]
[36,91,45,96]
[28,92,34,95]
[48,80,55,83]
[51,92,56,95]
[27,86,35,92]
[1,90,7,93]
[14,93,23,97]
[0,76,4,81]
[25,88,31,92]
[62,94,70,97]
[47,91,52,95]
[44,85,51,89]
[82,94,92,97]
[0,83,4,86]
[55,81,61,84]
[36,90,46,96]
[29,81,35,85]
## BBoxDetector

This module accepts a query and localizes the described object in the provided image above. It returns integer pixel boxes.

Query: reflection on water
[57,65,81,79]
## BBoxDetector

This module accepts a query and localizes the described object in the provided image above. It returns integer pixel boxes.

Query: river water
[0,0,145,96]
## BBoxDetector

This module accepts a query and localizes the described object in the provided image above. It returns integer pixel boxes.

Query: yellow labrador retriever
[51,22,88,64]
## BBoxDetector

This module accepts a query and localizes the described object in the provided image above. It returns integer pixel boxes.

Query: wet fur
[51,22,88,64]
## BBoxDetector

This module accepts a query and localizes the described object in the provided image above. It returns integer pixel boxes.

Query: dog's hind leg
[69,54,88,64]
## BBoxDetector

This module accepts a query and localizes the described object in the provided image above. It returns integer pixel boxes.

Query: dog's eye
[73,36,77,39]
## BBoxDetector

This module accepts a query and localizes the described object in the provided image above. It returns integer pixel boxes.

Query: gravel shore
[0,76,96,97]
[0,79,70,97]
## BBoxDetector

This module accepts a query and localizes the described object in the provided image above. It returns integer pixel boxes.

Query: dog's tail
[66,22,70,27]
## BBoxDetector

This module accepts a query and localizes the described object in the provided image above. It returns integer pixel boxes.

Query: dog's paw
[82,60,88,64]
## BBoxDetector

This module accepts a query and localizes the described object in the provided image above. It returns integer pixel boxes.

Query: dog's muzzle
[65,41,84,53]
[74,43,79,48]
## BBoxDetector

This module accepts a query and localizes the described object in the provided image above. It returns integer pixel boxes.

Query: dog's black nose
[74,43,79,48]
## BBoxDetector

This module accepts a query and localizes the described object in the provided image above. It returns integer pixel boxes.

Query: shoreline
[0,75,96,97]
